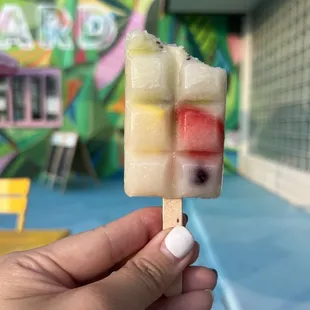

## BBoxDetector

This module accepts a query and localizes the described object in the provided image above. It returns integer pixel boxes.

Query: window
[30,76,43,120]
[250,0,310,173]
[12,76,26,121]
[0,68,62,128]
[46,75,60,121]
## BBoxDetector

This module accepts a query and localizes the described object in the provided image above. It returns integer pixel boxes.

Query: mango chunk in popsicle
[126,103,172,152]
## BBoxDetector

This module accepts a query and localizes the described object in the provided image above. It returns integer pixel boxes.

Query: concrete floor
[1,175,310,310]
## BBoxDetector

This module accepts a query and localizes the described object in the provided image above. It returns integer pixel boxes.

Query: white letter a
[0,5,34,50]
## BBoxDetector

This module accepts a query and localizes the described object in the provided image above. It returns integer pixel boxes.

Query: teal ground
[1,175,310,310]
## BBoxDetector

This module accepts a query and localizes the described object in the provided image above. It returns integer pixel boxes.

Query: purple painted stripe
[0,153,16,174]
[16,68,61,76]
[0,121,62,128]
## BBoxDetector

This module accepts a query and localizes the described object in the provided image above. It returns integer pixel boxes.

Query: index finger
[39,207,163,284]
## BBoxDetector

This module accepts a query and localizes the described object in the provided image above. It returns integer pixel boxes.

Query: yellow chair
[0,178,30,232]
[0,178,70,256]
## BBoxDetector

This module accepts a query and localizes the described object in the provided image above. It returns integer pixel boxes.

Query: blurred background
[0,0,310,309]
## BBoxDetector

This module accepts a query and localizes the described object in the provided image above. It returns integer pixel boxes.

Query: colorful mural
[153,12,241,173]
[0,0,241,179]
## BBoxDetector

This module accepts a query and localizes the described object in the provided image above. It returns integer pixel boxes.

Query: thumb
[92,226,195,309]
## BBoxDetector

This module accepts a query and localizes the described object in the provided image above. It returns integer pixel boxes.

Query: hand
[0,207,217,310]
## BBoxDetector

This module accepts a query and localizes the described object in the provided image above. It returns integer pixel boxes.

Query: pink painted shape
[94,11,145,89]
[73,11,82,41]
[0,121,61,128]
[228,35,243,65]
[0,153,16,174]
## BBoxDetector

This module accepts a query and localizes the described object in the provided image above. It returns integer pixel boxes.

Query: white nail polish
[164,226,194,259]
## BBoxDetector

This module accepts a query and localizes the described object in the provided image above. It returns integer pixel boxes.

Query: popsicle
[124,30,227,295]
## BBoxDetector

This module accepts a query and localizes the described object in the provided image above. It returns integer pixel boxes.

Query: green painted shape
[85,50,99,63]
[0,144,14,157]
[211,16,234,70]
[90,103,113,140]
[64,63,94,78]
[21,135,51,168]
[106,73,125,104]
[158,14,174,43]
[61,116,77,131]
[3,129,50,153]
[226,69,240,130]
[175,23,190,50]
[0,130,17,156]
[0,1,38,29]
[104,0,132,13]
[98,79,119,102]
[119,0,134,10]
[61,65,98,139]
[62,65,93,132]
[1,155,25,177]
[93,74,125,139]
[98,72,124,105]
[182,16,217,64]
[74,75,97,140]
[223,156,238,174]
[96,139,120,178]
[3,157,40,178]
[186,28,204,61]
[50,0,77,69]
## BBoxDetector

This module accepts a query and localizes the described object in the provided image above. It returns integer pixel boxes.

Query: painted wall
[0,0,241,179]
[152,10,242,173]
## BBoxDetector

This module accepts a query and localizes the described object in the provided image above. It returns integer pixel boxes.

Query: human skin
[0,207,217,310]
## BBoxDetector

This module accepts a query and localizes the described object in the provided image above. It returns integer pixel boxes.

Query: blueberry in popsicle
[124,30,227,296]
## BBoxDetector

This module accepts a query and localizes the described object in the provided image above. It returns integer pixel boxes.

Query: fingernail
[210,268,218,279]
[205,289,214,302]
[164,226,194,259]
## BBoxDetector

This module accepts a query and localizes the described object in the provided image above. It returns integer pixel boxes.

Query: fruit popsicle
[124,30,227,199]
[124,30,227,296]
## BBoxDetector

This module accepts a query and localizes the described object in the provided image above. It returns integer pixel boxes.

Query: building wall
[239,0,310,207]
[0,0,241,179]
[250,0,310,172]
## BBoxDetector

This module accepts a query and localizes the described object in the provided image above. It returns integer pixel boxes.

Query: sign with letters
[0,4,118,51]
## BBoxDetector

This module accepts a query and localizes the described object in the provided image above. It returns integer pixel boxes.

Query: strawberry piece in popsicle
[176,105,224,153]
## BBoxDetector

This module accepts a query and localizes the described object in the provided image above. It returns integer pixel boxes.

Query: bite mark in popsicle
[178,59,227,102]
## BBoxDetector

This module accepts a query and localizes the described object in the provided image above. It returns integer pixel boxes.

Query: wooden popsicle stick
[162,198,183,297]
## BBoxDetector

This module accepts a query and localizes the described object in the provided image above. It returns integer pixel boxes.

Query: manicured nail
[164,226,194,259]
[205,289,214,302]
